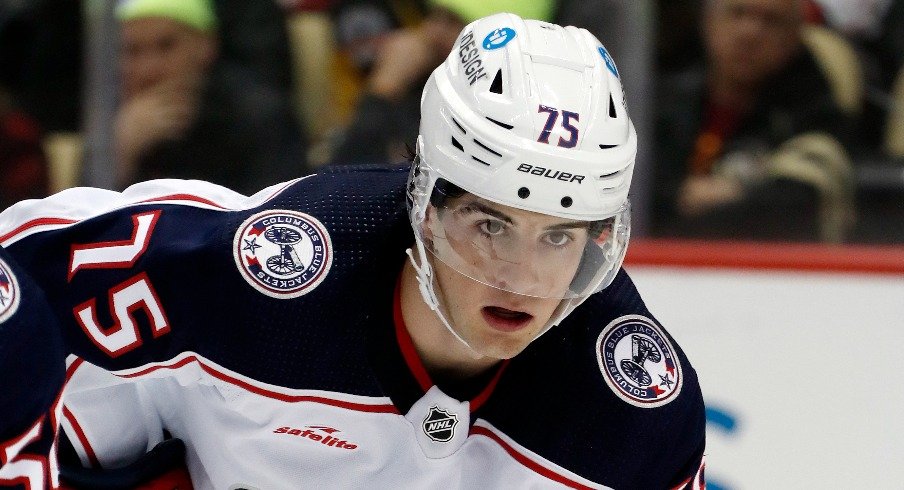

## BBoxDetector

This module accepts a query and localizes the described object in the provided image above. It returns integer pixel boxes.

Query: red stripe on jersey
[470,358,509,411]
[139,194,227,209]
[0,177,304,244]
[393,274,433,392]
[0,217,77,242]
[0,417,43,466]
[65,358,85,383]
[470,425,597,490]
[392,271,511,410]
[118,355,399,414]
[62,406,100,469]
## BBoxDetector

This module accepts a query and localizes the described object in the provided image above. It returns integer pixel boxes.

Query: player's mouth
[481,306,534,332]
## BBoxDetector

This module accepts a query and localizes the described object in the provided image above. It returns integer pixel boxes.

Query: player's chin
[471,339,529,361]
[473,320,541,359]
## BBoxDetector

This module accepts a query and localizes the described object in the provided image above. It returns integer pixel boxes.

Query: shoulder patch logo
[233,210,333,298]
[0,257,21,323]
[596,314,682,408]
[423,406,458,443]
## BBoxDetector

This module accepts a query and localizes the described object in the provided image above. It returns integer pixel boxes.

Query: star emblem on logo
[659,373,674,389]
[242,237,262,254]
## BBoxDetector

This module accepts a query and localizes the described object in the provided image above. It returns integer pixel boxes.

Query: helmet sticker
[537,105,581,148]
[0,257,21,323]
[458,30,489,86]
[597,46,619,78]
[233,210,333,299]
[482,27,516,50]
[596,315,683,408]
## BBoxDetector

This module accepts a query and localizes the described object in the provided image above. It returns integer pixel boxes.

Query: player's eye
[543,231,573,247]
[478,220,506,237]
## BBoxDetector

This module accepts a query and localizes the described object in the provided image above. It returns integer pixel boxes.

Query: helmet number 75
[537,105,580,148]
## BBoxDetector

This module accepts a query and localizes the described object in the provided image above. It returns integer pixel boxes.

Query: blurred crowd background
[1,0,901,244]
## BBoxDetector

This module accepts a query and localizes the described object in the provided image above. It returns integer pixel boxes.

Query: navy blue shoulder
[481,269,706,488]
[6,165,413,393]
[0,246,65,457]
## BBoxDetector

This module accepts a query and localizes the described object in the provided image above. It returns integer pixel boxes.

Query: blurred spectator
[114,0,309,193]
[654,0,706,75]
[328,0,555,165]
[0,88,50,210]
[818,0,903,155]
[652,0,857,243]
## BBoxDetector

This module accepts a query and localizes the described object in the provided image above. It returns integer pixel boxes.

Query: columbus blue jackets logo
[0,257,21,323]
[423,406,458,443]
[596,315,682,408]
[233,210,333,298]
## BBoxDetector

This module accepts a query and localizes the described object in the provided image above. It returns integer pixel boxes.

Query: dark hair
[430,178,466,208]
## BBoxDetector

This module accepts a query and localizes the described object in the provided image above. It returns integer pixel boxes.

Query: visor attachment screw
[518,187,530,199]
[561,196,573,208]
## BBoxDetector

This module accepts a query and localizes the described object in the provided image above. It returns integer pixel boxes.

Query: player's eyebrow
[545,221,593,231]
[464,200,592,231]
[462,201,514,224]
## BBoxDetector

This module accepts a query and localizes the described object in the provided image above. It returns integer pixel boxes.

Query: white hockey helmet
[407,13,635,337]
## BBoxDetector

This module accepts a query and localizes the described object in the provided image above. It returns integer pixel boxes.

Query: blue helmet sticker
[598,46,619,78]
[483,27,516,50]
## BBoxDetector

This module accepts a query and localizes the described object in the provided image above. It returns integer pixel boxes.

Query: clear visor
[409,163,630,300]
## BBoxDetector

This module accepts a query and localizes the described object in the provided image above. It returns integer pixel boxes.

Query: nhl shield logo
[233,210,333,299]
[0,257,20,323]
[596,315,683,408]
[422,406,458,443]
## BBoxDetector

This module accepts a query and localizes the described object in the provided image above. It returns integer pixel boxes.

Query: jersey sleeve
[0,178,302,476]
[0,177,300,371]
[59,360,166,471]
[0,248,66,489]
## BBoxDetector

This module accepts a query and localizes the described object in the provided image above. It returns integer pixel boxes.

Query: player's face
[426,197,589,359]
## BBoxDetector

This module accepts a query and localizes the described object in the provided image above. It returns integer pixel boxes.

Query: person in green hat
[112,0,308,194]
[114,0,220,187]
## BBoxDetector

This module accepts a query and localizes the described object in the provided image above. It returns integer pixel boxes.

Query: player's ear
[423,206,437,240]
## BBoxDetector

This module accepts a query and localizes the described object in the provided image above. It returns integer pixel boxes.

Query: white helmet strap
[405,243,483,356]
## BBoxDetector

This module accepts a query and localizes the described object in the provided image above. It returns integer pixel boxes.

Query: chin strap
[405,243,482,358]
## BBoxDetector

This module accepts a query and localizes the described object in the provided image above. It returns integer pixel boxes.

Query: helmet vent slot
[597,170,623,189]
[599,143,618,150]
[473,139,502,157]
[451,117,466,134]
[471,156,491,166]
[451,136,464,152]
[489,69,504,94]
[486,117,514,130]
[608,94,617,118]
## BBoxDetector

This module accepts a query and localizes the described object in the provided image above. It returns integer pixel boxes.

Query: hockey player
[0,13,705,489]
[0,248,66,489]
